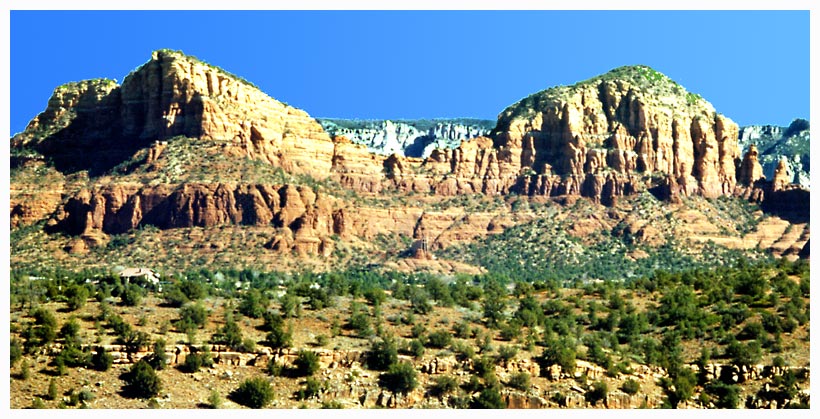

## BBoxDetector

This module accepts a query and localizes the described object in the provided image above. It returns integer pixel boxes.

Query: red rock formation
[491,66,740,201]
[738,144,765,185]
[12,50,334,176]
[11,57,810,258]
[771,158,791,192]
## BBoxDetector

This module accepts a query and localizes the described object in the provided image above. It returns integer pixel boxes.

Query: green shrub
[410,290,433,315]
[180,350,212,373]
[31,307,58,347]
[230,377,274,408]
[499,321,522,341]
[54,344,91,370]
[472,356,496,379]
[265,322,293,349]
[321,400,343,409]
[280,294,301,318]
[496,345,518,363]
[178,279,207,301]
[147,339,167,371]
[406,339,425,358]
[346,305,372,337]
[20,360,30,380]
[77,389,95,407]
[453,321,474,339]
[705,381,739,408]
[471,386,505,408]
[430,375,459,397]
[176,303,208,332]
[507,372,531,391]
[123,360,161,399]
[738,321,766,341]
[540,338,576,374]
[59,318,82,345]
[162,287,189,308]
[378,361,418,394]
[726,339,762,366]
[212,316,244,350]
[367,337,398,371]
[10,337,22,366]
[363,288,387,307]
[660,367,697,408]
[208,390,222,409]
[410,323,426,338]
[294,350,320,377]
[620,378,640,395]
[585,380,608,406]
[426,330,452,348]
[238,289,269,319]
[120,284,144,307]
[65,284,89,311]
[266,358,284,377]
[92,346,113,371]
[47,378,58,400]
[296,377,324,400]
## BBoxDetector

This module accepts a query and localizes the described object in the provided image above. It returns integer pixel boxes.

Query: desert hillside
[9,50,810,409]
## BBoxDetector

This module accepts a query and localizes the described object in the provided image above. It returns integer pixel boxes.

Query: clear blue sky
[9,10,809,136]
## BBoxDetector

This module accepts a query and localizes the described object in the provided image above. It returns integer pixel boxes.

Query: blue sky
[9,10,809,136]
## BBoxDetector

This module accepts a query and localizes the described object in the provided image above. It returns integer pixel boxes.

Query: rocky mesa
[9,52,810,266]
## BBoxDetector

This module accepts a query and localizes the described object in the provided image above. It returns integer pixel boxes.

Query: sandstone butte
[9,50,809,259]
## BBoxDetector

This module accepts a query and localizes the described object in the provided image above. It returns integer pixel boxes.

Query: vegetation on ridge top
[498,64,714,122]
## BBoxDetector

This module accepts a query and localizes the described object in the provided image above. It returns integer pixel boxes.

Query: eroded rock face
[47,181,511,256]
[738,119,810,188]
[738,144,765,185]
[48,183,333,236]
[11,58,810,258]
[491,66,740,201]
[13,50,334,176]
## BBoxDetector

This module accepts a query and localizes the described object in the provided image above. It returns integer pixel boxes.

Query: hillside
[8,52,810,410]
[9,53,809,274]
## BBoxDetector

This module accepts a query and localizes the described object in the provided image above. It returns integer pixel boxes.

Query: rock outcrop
[491,65,740,201]
[44,180,510,256]
[12,49,334,176]
[10,55,810,259]
[738,119,810,188]
[738,144,765,185]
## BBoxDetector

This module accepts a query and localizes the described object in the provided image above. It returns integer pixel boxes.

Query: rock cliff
[491,65,740,201]
[12,49,334,176]
[9,54,810,263]
[738,119,810,188]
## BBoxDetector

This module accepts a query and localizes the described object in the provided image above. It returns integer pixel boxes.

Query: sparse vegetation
[6,253,810,409]
[378,361,418,394]
[122,360,161,399]
[230,377,274,408]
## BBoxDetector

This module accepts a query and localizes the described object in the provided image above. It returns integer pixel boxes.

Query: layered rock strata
[11,55,810,256]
